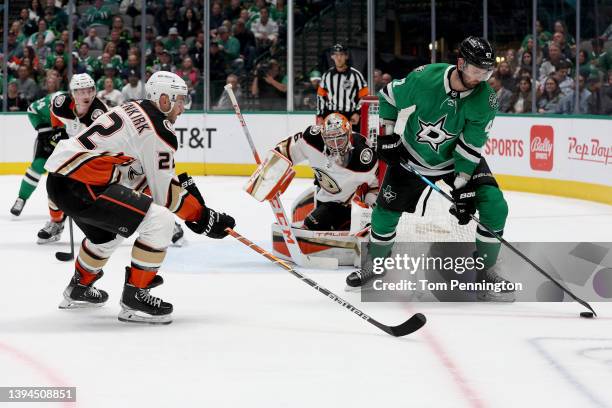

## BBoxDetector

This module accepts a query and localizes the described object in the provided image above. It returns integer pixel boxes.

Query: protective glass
[175,94,192,110]
[462,63,494,81]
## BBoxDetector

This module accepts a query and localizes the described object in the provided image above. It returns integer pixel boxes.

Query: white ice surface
[0,175,611,408]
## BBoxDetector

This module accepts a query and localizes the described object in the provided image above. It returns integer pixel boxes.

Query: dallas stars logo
[416,116,456,152]
[382,185,396,203]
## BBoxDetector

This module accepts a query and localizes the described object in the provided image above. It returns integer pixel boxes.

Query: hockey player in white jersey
[246,113,379,231]
[36,74,108,244]
[44,71,236,324]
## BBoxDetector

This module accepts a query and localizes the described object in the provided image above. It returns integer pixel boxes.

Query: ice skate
[59,271,108,309]
[119,267,173,325]
[10,198,26,216]
[171,222,185,247]
[37,220,65,244]
[476,264,515,302]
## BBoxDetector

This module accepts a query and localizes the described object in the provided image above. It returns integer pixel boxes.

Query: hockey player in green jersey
[346,36,513,301]
[9,91,67,219]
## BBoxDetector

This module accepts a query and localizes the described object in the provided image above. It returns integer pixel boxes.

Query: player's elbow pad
[244,149,295,201]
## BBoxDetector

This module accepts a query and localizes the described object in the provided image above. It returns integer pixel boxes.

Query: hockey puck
[580,312,594,318]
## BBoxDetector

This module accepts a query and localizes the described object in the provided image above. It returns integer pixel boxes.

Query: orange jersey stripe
[69,155,132,186]
[175,194,203,222]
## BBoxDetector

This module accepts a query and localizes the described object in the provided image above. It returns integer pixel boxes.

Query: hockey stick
[399,161,598,316]
[226,227,426,337]
[55,217,74,261]
[224,84,338,269]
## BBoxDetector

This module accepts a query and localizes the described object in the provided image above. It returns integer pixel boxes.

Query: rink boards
[0,112,609,204]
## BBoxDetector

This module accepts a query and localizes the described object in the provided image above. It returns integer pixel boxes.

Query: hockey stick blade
[55,251,74,261]
[227,228,426,337]
[386,313,427,337]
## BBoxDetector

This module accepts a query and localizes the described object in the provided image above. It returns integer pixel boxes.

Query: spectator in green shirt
[76,43,97,76]
[27,19,55,47]
[44,41,68,70]
[164,27,183,56]
[216,26,242,71]
[96,64,124,91]
[270,0,287,27]
[83,0,113,28]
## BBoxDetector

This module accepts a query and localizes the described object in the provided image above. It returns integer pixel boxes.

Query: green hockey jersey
[26,92,62,130]
[378,63,497,178]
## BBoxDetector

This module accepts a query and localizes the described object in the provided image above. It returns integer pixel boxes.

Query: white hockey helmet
[69,73,95,92]
[145,71,189,114]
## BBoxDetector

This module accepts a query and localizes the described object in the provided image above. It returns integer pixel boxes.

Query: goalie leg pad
[244,150,295,201]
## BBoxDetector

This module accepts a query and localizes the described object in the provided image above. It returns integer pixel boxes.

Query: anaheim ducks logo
[415,115,456,152]
[92,109,104,120]
[360,148,373,164]
[128,165,144,181]
[163,119,174,132]
[54,94,66,107]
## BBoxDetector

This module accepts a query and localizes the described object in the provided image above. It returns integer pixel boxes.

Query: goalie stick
[55,217,75,261]
[227,227,427,337]
[400,161,598,317]
[224,84,338,269]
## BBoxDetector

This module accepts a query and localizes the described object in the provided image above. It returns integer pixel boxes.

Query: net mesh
[358,97,476,243]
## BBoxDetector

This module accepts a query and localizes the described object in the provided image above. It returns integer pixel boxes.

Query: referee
[316,44,369,129]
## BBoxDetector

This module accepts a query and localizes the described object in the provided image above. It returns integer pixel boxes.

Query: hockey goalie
[245,113,379,265]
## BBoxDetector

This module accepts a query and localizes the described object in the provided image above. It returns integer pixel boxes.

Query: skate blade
[344,284,361,293]
[170,236,185,247]
[118,304,172,325]
[477,291,516,303]
[38,235,62,245]
[58,298,106,309]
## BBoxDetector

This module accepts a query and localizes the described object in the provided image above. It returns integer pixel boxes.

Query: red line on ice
[420,328,486,408]
[0,341,75,408]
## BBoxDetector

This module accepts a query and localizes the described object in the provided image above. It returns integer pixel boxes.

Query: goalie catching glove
[178,173,236,238]
[244,149,295,201]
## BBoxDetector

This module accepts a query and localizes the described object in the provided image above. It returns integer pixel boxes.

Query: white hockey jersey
[276,125,379,204]
[45,100,201,221]
[50,92,109,137]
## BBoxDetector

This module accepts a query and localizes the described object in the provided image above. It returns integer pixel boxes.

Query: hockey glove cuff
[185,207,236,239]
[376,133,409,166]
[449,186,476,225]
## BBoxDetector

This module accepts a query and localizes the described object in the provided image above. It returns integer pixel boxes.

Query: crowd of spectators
[0,2,610,116]
[486,19,612,115]
[0,0,326,111]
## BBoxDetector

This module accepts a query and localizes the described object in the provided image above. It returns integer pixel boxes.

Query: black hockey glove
[185,207,236,239]
[376,133,409,166]
[449,186,477,225]
[178,172,236,239]
[38,128,68,155]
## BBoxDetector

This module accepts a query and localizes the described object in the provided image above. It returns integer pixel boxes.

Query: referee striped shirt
[316,66,369,118]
